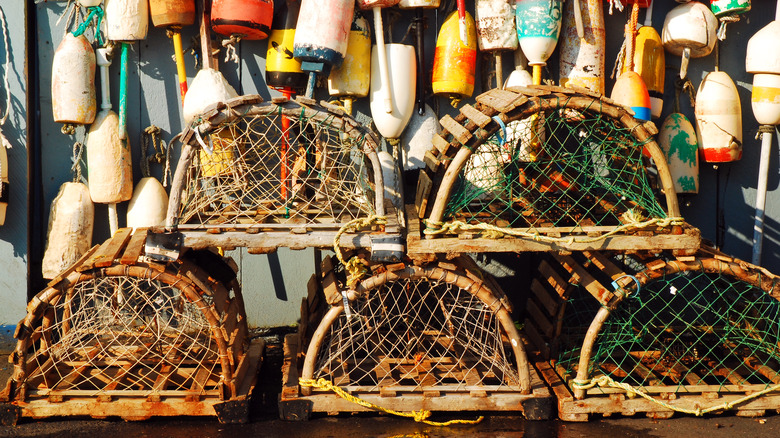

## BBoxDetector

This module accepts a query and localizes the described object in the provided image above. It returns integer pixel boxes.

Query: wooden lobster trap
[525,246,780,420]
[409,85,700,257]
[158,95,402,260]
[279,256,553,421]
[0,229,262,424]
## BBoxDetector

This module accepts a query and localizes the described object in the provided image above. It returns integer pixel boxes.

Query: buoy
[87,47,133,235]
[211,0,273,40]
[104,0,149,41]
[294,0,355,97]
[182,69,239,124]
[475,0,518,89]
[662,2,718,79]
[398,0,439,114]
[558,0,605,94]
[515,0,563,85]
[149,0,195,28]
[620,1,664,118]
[695,70,742,163]
[149,0,195,102]
[504,51,542,162]
[80,0,103,6]
[611,71,652,121]
[266,0,307,94]
[359,1,400,113]
[328,13,371,115]
[432,9,477,106]
[41,182,94,279]
[52,33,96,126]
[504,47,533,89]
[620,0,651,6]
[402,104,441,170]
[711,0,750,40]
[0,140,7,226]
[746,2,780,265]
[370,43,416,140]
[659,113,699,194]
[127,177,168,229]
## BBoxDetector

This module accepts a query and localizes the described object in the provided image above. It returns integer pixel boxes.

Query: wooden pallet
[279,334,553,420]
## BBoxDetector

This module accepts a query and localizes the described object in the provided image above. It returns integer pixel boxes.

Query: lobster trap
[0,229,262,424]
[525,246,780,420]
[162,95,401,258]
[280,257,552,420]
[410,85,700,257]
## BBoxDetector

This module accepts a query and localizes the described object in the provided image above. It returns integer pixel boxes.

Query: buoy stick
[680,46,690,79]
[97,47,120,236]
[532,64,542,85]
[644,0,653,27]
[108,203,119,235]
[118,42,129,140]
[305,71,317,99]
[281,88,292,201]
[573,0,584,39]
[457,0,467,45]
[373,7,393,113]
[414,8,425,115]
[495,53,503,89]
[172,28,188,102]
[752,128,774,265]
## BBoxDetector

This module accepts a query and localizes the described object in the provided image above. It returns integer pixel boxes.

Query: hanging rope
[333,215,386,289]
[141,125,170,183]
[674,78,696,113]
[71,141,84,183]
[572,374,780,417]
[608,0,624,15]
[298,378,484,426]
[624,2,640,73]
[717,15,741,41]
[221,35,242,64]
[71,5,104,46]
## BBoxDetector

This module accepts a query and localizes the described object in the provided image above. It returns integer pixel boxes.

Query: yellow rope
[424,212,685,245]
[299,378,484,426]
[572,375,780,416]
[333,215,387,288]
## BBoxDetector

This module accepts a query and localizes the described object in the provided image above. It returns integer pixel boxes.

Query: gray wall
[3,1,780,331]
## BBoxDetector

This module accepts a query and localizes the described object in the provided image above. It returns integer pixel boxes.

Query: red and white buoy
[52,33,96,127]
[41,182,94,279]
[558,0,605,94]
[662,1,718,79]
[695,70,742,163]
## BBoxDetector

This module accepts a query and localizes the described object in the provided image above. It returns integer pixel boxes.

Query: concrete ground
[0,329,778,438]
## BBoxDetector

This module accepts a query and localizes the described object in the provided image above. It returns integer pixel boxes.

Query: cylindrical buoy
[621,0,651,6]
[746,20,780,75]
[266,0,307,93]
[711,0,751,17]
[370,43,416,140]
[695,71,742,163]
[293,0,354,71]
[399,0,439,7]
[105,0,149,41]
[41,182,94,279]
[611,71,652,121]
[127,177,169,229]
[52,34,96,126]
[476,0,517,88]
[432,10,477,105]
[515,0,563,84]
[80,0,103,7]
[559,0,605,94]
[149,0,195,28]
[658,112,699,194]
[211,0,273,40]
[626,25,665,118]
[328,14,371,114]
[86,110,134,204]
[662,2,718,79]
[182,68,239,124]
[751,74,780,126]
[359,1,400,113]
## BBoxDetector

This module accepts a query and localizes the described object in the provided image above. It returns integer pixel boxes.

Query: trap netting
[555,251,780,399]
[171,96,384,227]
[301,262,531,395]
[422,87,681,244]
[4,256,248,403]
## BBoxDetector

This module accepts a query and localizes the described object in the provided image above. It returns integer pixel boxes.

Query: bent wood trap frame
[1,230,261,424]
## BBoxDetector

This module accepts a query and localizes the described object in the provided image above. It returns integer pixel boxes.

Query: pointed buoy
[182,68,239,125]
[695,71,742,163]
[559,0,605,94]
[662,2,717,79]
[611,71,652,121]
[515,0,563,84]
[127,177,169,229]
[52,34,96,126]
[659,113,699,194]
[432,10,477,105]
[41,182,94,279]
[370,43,416,140]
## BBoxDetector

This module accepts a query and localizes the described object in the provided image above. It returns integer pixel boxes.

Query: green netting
[447,98,666,231]
[556,258,780,393]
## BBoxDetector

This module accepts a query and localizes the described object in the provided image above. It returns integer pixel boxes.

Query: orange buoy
[149,0,195,28]
[621,0,651,6]
[52,34,96,126]
[432,10,477,106]
[695,71,742,163]
[211,0,273,40]
[611,71,652,121]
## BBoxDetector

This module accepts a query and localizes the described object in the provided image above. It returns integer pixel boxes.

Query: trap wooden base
[4,339,264,424]
[279,334,553,421]
[532,352,780,421]
[406,206,701,258]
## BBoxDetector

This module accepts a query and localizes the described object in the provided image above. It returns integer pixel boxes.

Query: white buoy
[52,33,96,126]
[378,150,404,212]
[127,177,169,229]
[105,0,149,41]
[662,2,718,79]
[182,68,239,125]
[558,0,606,94]
[476,0,518,88]
[369,43,416,140]
[695,70,742,163]
[41,182,94,279]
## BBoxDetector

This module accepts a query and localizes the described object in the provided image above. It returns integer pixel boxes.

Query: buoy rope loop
[298,378,483,426]
[71,5,104,46]
[571,374,780,416]
[491,116,507,146]
[611,274,641,299]
[221,34,242,64]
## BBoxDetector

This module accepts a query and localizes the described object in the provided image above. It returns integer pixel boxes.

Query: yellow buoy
[432,10,477,105]
[328,14,371,114]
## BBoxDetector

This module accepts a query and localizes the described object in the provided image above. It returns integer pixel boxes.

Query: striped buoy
[328,13,371,115]
[266,0,307,93]
[695,71,742,163]
[611,71,652,121]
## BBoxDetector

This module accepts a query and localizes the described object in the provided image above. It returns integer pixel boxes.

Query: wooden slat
[431,134,451,155]
[415,170,433,218]
[552,254,615,306]
[476,88,529,113]
[538,260,569,299]
[152,364,175,391]
[440,114,472,145]
[526,298,554,338]
[423,150,440,172]
[79,228,133,271]
[321,270,341,305]
[120,228,149,265]
[46,245,100,288]
[531,278,559,317]
[459,104,492,127]
[522,317,549,358]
